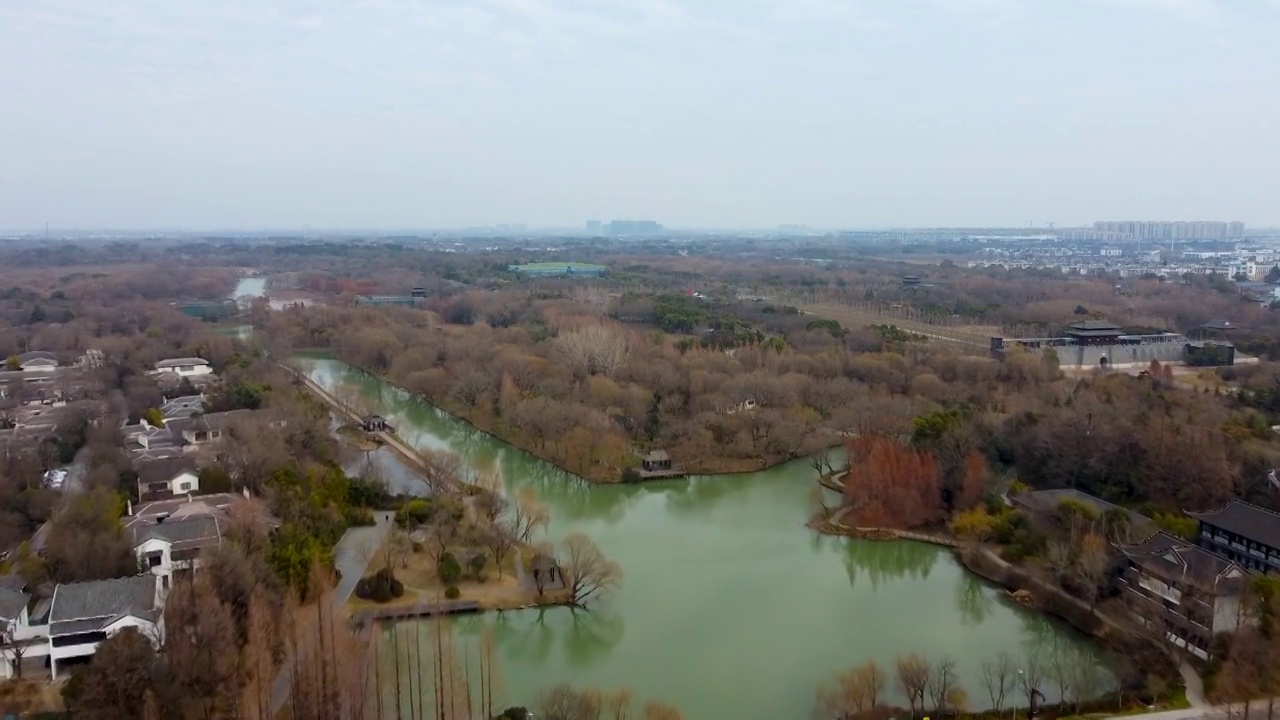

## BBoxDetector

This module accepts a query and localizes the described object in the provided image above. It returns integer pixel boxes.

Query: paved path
[269,511,394,716]
[1182,661,1208,709]
[1104,698,1279,720]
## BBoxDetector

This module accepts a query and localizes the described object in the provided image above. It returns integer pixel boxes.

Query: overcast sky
[1,0,1277,230]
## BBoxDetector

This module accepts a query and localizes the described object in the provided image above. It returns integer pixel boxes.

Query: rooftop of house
[0,587,28,621]
[124,492,279,534]
[48,575,158,636]
[154,357,210,369]
[643,450,671,463]
[128,446,187,463]
[1011,488,1152,530]
[160,395,206,420]
[1120,531,1247,591]
[130,514,223,552]
[1188,499,1280,550]
[17,351,58,364]
[151,371,217,390]
[169,409,254,436]
[1202,319,1236,331]
[123,423,184,449]
[135,456,199,487]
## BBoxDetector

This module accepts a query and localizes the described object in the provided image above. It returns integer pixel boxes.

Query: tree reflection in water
[955,572,996,627]
[842,538,939,590]
[486,606,626,669]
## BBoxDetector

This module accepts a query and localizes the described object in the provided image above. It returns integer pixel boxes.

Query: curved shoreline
[316,354,840,484]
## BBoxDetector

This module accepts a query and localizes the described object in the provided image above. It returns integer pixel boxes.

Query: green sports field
[509,262,607,275]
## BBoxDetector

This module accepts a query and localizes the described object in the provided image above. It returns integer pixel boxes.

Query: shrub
[345,507,375,527]
[439,552,462,584]
[496,708,529,720]
[620,467,641,483]
[468,552,487,579]
[445,585,461,600]
[397,499,436,527]
[356,567,401,603]
[354,578,373,600]
[950,507,995,542]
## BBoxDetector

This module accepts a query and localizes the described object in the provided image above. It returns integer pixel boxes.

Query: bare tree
[555,324,631,377]
[1065,646,1107,715]
[483,526,518,578]
[981,651,1015,719]
[0,621,28,679]
[562,532,623,607]
[475,469,510,525]
[511,488,550,543]
[927,657,962,714]
[814,660,885,720]
[163,574,240,719]
[895,652,931,719]
[1018,656,1047,719]
[1072,532,1111,609]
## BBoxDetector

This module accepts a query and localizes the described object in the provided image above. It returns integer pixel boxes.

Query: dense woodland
[4,241,1280,716]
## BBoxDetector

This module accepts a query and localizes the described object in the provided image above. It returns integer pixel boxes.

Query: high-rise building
[585,220,602,235]
[606,220,663,236]
[1091,221,1245,241]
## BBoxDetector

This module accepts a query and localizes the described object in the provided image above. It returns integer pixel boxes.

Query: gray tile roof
[0,588,28,621]
[48,576,158,635]
[155,357,209,369]
[135,456,198,487]
[1121,531,1245,591]
[160,395,205,420]
[130,515,222,551]
[169,410,253,436]
[1011,488,1153,530]
[1189,500,1280,551]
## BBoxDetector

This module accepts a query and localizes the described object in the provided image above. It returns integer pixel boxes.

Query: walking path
[269,511,394,716]
[286,363,460,492]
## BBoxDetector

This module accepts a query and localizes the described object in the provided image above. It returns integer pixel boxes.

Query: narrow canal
[297,356,1110,719]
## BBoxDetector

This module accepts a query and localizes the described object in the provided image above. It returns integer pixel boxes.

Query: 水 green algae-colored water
[298,357,1107,719]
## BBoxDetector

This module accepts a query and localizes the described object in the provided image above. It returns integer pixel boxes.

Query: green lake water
[296,356,1108,719]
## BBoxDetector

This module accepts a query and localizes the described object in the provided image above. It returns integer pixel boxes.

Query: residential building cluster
[1065,220,1248,243]
[0,353,280,680]
[966,235,1280,281]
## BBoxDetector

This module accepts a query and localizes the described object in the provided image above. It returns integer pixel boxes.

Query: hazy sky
[2,0,1278,230]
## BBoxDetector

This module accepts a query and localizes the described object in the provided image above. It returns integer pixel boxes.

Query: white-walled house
[131,515,223,589]
[135,456,200,499]
[15,352,58,373]
[123,492,278,588]
[0,584,50,680]
[152,357,212,377]
[47,575,162,680]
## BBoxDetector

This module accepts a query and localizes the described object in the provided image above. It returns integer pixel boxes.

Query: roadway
[269,511,394,717]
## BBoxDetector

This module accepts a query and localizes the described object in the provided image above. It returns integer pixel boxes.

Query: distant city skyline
[1,218,1276,236]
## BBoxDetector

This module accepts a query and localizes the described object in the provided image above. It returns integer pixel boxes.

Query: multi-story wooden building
[1189,500,1280,574]
[1117,531,1250,660]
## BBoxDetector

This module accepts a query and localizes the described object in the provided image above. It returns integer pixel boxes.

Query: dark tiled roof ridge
[1187,497,1280,521]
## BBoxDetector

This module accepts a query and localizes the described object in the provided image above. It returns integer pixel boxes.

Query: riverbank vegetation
[351,471,620,612]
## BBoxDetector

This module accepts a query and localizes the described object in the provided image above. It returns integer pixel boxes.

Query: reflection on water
[843,538,939,591]
[300,357,1113,719]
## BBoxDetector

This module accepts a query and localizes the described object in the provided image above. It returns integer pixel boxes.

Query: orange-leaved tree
[842,437,944,529]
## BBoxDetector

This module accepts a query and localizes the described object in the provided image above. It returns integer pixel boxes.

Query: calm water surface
[297,357,1107,719]
[232,276,266,299]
